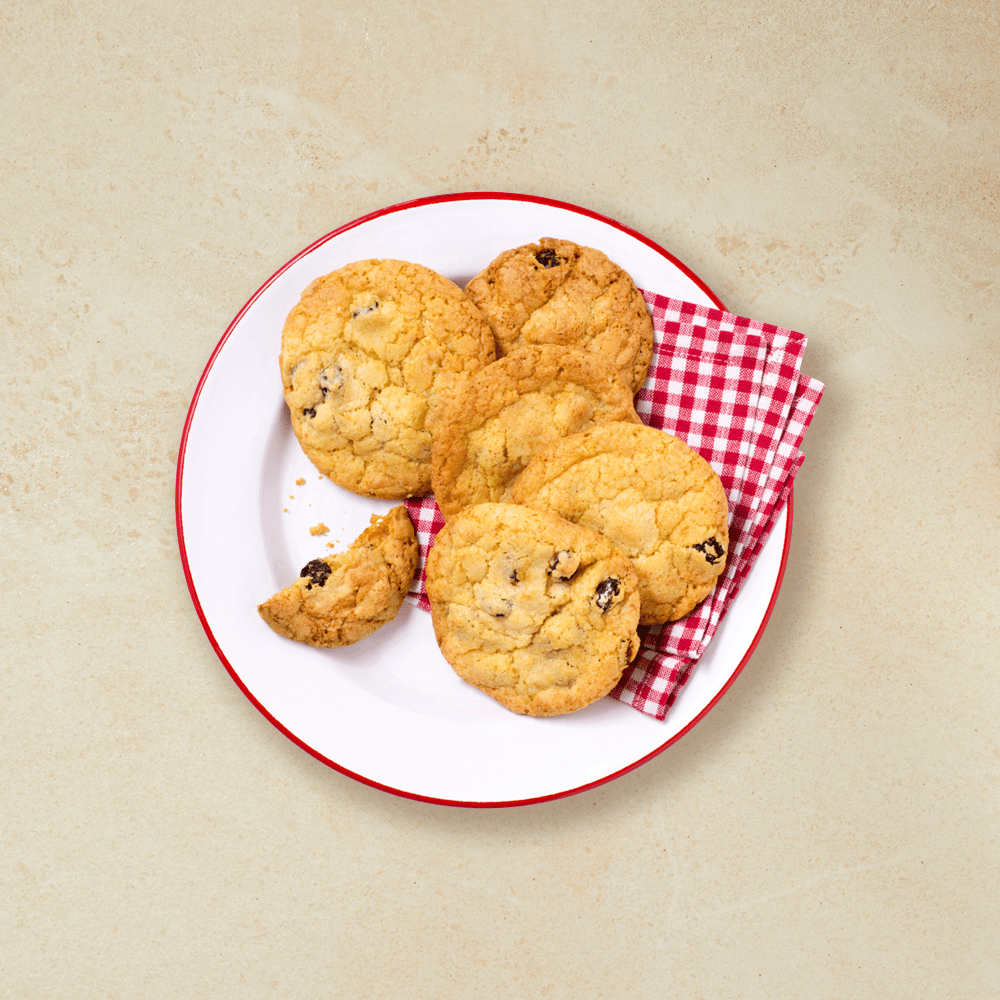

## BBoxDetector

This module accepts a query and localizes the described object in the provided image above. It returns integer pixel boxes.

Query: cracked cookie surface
[464,237,654,392]
[426,503,641,716]
[430,345,642,518]
[258,505,419,647]
[281,259,495,499]
[510,423,729,624]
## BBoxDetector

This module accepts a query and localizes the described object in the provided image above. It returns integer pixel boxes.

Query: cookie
[464,238,654,393]
[280,260,496,499]
[425,503,641,716]
[430,345,642,518]
[258,505,419,647]
[510,423,729,624]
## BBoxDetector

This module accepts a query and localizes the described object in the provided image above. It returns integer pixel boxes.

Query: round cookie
[425,503,641,716]
[258,505,419,647]
[430,345,642,518]
[280,259,495,499]
[510,423,729,624]
[464,237,654,393]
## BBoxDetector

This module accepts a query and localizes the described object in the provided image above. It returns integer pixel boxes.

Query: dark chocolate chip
[510,569,521,584]
[693,538,725,565]
[547,550,576,580]
[594,577,621,612]
[302,406,316,418]
[319,365,344,399]
[300,558,331,590]
[534,248,565,268]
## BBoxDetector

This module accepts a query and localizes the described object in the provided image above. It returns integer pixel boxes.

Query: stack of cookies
[258,240,730,719]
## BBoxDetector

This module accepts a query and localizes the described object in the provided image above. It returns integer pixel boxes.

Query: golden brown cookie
[280,260,495,499]
[258,505,419,647]
[425,503,641,716]
[464,237,654,392]
[510,423,729,624]
[430,345,642,518]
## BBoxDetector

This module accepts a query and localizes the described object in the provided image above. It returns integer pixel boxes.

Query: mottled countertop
[3,2,998,996]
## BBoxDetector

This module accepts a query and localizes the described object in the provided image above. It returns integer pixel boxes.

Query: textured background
[2,1,998,996]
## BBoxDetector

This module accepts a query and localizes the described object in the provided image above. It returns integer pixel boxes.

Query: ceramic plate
[176,193,790,807]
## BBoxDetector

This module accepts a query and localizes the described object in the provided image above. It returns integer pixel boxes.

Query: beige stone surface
[2,0,997,996]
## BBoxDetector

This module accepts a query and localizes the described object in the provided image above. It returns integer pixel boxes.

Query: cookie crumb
[296,477,306,486]
[309,522,330,536]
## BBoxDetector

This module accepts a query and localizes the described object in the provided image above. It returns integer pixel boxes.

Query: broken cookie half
[258,505,418,648]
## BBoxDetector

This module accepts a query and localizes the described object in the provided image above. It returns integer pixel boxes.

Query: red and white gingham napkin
[405,292,824,720]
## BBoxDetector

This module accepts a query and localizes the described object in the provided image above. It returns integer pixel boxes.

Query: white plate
[176,193,791,807]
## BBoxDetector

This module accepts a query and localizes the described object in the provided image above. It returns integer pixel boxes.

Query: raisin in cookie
[464,238,654,393]
[510,423,729,624]
[426,504,641,716]
[430,345,641,518]
[258,505,419,647]
[281,260,495,499]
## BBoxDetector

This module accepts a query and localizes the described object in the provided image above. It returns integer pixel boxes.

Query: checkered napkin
[405,292,824,720]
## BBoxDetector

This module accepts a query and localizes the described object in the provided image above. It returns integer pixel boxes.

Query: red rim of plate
[175,191,793,809]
